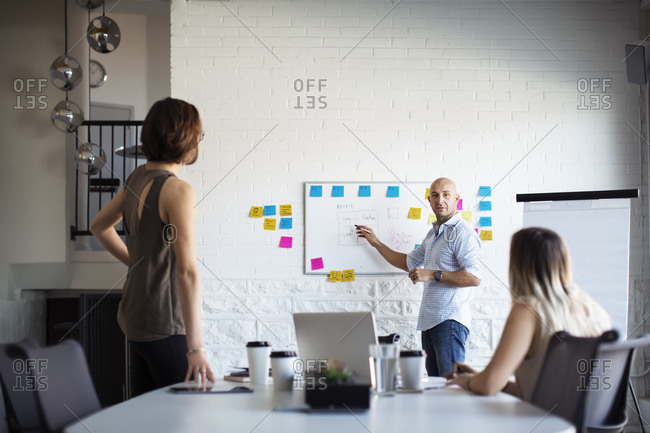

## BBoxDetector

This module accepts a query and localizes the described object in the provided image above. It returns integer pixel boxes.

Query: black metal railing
[71,120,144,241]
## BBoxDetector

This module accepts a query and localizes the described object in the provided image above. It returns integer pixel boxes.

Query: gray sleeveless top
[118,165,186,342]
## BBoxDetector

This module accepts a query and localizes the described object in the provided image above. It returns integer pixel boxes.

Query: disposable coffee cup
[399,350,426,391]
[246,341,271,388]
[270,351,297,392]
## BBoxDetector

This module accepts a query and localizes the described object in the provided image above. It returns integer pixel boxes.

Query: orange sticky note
[408,208,421,219]
[329,271,342,282]
[461,211,472,223]
[480,230,493,241]
[264,218,276,230]
[342,269,355,282]
[280,204,292,216]
[250,206,264,217]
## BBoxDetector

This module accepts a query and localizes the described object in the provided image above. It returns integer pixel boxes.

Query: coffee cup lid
[246,341,270,347]
[270,351,297,358]
[400,350,425,357]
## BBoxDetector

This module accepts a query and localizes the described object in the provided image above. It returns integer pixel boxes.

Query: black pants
[129,335,188,397]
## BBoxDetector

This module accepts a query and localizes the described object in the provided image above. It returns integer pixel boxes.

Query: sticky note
[456,199,463,210]
[332,185,344,197]
[263,205,276,216]
[479,201,492,211]
[264,218,276,230]
[359,185,371,197]
[279,204,292,216]
[329,271,342,282]
[480,230,493,241]
[479,217,492,227]
[428,213,436,225]
[425,188,430,199]
[478,186,491,197]
[414,244,420,249]
[475,228,479,234]
[279,236,292,248]
[250,206,264,218]
[387,186,399,197]
[408,207,421,219]
[279,218,293,229]
[311,257,324,270]
[461,211,472,223]
[310,185,322,197]
[342,269,355,282]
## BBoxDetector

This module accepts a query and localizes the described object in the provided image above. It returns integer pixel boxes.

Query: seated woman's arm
[447,302,537,396]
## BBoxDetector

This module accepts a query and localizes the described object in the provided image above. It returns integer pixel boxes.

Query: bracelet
[186,347,206,357]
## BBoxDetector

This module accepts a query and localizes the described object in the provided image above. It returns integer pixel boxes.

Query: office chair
[0,338,41,433]
[531,330,650,433]
[21,339,101,433]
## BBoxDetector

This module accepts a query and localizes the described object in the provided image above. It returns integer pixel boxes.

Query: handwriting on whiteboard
[338,210,379,246]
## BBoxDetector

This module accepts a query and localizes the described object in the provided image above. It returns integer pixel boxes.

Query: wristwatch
[434,270,442,282]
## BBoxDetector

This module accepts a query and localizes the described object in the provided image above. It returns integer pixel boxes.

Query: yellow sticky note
[264,218,276,230]
[408,207,421,219]
[461,211,472,223]
[342,269,355,282]
[250,206,264,218]
[329,271,342,282]
[480,230,493,241]
[428,213,436,224]
[425,188,430,200]
[280,204,292,216]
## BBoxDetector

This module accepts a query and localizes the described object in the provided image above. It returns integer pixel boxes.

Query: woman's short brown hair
[140,97,202,164]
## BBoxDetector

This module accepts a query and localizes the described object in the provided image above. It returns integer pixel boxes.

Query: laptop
[293,312,378,383]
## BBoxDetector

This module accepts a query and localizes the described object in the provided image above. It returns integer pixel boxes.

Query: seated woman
[444,227,611,401]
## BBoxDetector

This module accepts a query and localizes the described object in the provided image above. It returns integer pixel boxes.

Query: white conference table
[66,380,575,433]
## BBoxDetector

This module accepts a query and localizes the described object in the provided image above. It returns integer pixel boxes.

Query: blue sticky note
[387,186,399,197]
[359,185,371,197]
[280,218,293,229]
[414,244,420,250]
[310,185,322,197]
[478,186,491,197]
[332,185,344,197]
[479,216,492,227]
[263,205,276,216]
[479,201,492,211]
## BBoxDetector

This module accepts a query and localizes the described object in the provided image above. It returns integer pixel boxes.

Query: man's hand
[408,267,435,284]
[355,225,379,247]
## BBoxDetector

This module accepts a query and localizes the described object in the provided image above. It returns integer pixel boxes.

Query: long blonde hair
[508,227,611,336]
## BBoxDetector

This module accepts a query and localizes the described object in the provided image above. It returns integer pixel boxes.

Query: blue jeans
[421,320,469,377]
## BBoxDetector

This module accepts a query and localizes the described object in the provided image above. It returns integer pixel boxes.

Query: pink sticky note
[457,199,463,210]
[311,257,324,270]
[475,228,479,233]
[279,236,293,248]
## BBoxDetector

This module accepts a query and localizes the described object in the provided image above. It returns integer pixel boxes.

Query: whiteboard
[304,182,434,274]
[522,198,630,336]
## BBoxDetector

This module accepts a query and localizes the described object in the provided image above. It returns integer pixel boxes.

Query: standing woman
[91,97,214,396]
[445,227,611,401]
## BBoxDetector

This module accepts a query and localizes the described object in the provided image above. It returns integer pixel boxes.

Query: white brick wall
[170,0,643,376]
